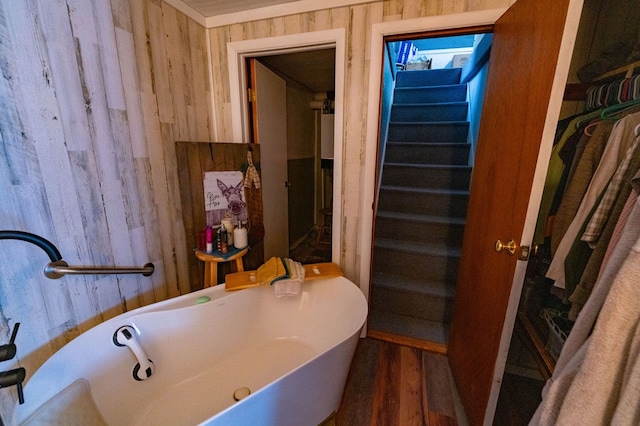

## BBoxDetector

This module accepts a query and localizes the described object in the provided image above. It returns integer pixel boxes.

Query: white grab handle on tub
[113,326,155,381]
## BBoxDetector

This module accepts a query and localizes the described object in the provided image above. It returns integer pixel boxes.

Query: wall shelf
[564,60,640,101]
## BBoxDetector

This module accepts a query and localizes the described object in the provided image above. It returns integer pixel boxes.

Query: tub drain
[233,386,251,401]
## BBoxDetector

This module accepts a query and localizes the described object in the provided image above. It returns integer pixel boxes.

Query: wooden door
[250,59,289,259]
[447,0,582,423]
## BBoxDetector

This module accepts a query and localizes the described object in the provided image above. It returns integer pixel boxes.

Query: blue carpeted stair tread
[383,163,472,170]
[391,102,468,122]
[374,237,461,257]
[386,141,470,147]
[380,184,470,196]
[387,122,469,143]
[389,120,469,126]
[396,68,462,87]
[395,83,466,91]
[372,272,455,298]
[385,139,471,145]
[384,142,472,165]
[393,85,467,104]
[375,210,466,226]
[392,101,468,107]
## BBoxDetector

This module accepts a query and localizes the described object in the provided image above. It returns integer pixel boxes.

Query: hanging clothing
[598,191,636,277]
[531,179,640,425]
[550,121,614,255]
[582,134,640,245]
[533,110,603,245]
[568,146,640,319]
[546,111,640,289]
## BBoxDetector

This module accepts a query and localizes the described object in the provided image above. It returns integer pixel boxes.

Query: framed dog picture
[203,171,248,225]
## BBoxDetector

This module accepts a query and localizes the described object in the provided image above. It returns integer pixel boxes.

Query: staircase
[369,68,472,346]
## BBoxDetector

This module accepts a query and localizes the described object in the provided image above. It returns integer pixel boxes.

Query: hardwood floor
[293,233,541,425]
[294,230,540,425]
[336,338,461,426]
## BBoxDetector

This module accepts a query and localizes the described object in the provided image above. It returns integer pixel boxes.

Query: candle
[233,227,248,249]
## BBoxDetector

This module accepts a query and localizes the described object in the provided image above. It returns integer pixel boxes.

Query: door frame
[227,29,346,265]
[361,6,582,422]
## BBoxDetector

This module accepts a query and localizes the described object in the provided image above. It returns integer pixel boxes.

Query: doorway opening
[246,50,335,264]
[367,31,492,351]
[227,29,345,266]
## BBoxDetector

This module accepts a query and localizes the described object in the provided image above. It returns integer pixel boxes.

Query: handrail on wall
[0,230,155,280]
[44,260,155,279]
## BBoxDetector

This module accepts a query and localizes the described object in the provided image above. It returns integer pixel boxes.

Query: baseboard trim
[367,329,448,355]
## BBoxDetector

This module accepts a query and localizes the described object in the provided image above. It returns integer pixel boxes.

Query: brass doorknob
[495,239,517,255]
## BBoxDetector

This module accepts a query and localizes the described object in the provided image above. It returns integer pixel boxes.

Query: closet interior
[499,0,640,419]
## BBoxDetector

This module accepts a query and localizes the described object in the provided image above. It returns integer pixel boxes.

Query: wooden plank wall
[207,0,515,284]
[0,0,211,418]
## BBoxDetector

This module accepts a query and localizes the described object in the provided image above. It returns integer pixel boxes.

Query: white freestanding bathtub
[12,276,367,425]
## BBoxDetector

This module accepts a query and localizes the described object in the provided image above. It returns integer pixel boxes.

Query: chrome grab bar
[44,260,155,279]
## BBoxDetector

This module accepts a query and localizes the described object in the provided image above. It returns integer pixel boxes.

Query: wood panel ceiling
[179,0,300,17]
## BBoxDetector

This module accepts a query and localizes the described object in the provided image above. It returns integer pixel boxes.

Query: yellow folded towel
[224,257,286,291]
[256,256,288,285]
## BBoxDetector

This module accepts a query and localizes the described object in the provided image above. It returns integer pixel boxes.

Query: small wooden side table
[195,247,249,287]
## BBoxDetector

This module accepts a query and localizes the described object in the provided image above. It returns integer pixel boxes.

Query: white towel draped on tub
[274,258,305,297]
[21,379,107,426]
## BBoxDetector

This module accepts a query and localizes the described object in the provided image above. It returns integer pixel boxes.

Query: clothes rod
[44,261,155,279]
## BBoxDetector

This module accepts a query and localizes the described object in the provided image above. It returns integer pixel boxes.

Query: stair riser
[377,189,469,218]
[375,217,465,246]
[373,247,460,282]
[370,286,452,323]
[381,165,472,190]
[396,69,461,87]
[388,122,469,143]
[394,85,467,104]
[385,143,470,165]
[391,103,468,122]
